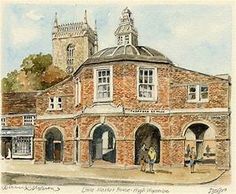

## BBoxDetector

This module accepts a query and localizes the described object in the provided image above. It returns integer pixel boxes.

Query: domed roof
[84,45,172,65]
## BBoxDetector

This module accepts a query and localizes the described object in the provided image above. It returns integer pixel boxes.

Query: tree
[2,53,67,92]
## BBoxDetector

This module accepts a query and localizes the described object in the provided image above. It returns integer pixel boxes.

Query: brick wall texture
[34,61,230,169]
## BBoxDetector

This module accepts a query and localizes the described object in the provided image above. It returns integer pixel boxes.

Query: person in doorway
[189,147,196,173]
[205,145,210,158]
[139,144,147,172]
[148,147,156,173]
[186,144,191,157]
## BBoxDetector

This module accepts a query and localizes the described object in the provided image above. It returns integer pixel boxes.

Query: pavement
[0,159,231,185]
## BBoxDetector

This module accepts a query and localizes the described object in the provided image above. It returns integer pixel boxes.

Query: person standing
[189,147,196,173]
[139,144,147,172]
[148,147,156,173]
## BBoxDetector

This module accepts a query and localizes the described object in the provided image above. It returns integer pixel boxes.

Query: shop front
[1,127,34,159]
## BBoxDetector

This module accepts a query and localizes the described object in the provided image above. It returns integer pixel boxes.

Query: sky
[1,2,232,77]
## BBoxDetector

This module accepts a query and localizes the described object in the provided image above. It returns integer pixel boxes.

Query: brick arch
[42,125,65,140]
[181,120,216,137]
[133,122,163,138]
[87,121,118,139]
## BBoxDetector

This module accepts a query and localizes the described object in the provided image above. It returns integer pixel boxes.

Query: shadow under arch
[89,124,116,164]
[135,123,161,165]
[183,121,216,165]
[44,127,63,162]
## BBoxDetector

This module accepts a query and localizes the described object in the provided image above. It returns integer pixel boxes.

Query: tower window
[125,35,130,44]
[118,36,123,45]
[67,44,75,66]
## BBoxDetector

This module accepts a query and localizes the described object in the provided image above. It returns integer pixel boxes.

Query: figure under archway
[135,123,161,165]
[184,123,216,164]
[45,127,63,162]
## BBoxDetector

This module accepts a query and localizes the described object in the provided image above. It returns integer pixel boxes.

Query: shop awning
[0,126,34,137]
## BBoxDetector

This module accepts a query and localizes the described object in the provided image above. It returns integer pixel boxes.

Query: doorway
[135,124,161,165]
[45,128,63,162]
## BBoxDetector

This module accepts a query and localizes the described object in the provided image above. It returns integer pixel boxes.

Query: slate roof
[2,92,37,115]
[83,45,172,65]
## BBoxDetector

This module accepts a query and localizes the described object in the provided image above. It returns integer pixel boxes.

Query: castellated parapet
[52,11,98,74]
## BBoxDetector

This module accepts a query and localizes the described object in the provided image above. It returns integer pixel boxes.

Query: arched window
[67,44,75,66]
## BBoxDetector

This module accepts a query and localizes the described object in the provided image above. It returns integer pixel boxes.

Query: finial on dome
[84,10,87,24]
[54,12,58,26]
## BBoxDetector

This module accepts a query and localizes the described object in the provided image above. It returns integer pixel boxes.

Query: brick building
[33,8,231,169]
[1,92,37,159]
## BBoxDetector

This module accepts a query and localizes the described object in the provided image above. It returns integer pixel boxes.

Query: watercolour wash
[0,1,234,194]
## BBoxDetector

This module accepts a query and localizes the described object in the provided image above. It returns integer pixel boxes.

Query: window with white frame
[49,97,62,110]
[1,117,6,126]
[94,67,113,102]
[12,137,31,155]
[187,85,209,102]
[75,79,81,105]
[23,115,35,126]
[200,85,208,101]
[67,44,75,66]
[138,68,157,100]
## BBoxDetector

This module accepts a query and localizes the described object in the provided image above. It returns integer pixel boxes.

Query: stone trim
[37,114,79,120]
[2,113,36,118]
[161,137,185,141]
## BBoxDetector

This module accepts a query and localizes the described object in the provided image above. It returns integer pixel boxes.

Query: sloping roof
[2,92,37,115]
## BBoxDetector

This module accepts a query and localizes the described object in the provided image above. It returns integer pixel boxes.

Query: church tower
[114,7,138,46]
[52,11,98,74]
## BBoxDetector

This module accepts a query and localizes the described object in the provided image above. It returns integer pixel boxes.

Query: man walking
[148,147,156,173]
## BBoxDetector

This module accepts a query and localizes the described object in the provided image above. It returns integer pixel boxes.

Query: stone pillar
[124,139,135,165]
[34,138,45,164]
[216,138,230,169]
[63,139,74,164]
[161,139,172,166]
[116,139,126,165]
[80,138,90,166]
[171,138,185,167]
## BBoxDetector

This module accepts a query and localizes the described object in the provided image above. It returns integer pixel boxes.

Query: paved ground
[0,160,231,185]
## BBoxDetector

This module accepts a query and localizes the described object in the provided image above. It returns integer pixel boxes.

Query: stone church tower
[52,11,98,74]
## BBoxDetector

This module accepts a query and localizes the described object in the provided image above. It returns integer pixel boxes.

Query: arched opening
[184,123,216,164]
[135,124,161,165]
[90,124,116,164]
[45,127,63,162]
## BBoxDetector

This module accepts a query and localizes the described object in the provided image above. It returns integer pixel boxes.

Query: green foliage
[2,53,66,92]
[1,70,22,92]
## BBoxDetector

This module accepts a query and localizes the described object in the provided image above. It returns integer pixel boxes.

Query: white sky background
[1,2,232,77]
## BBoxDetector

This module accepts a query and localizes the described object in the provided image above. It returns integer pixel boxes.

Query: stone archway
[184,123,216,164]
[135,123,161,165]
[90,124,116,163]
[45,127,63,162]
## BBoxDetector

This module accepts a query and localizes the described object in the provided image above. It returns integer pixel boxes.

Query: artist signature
[208,187,227,194]
[1,185,60,192]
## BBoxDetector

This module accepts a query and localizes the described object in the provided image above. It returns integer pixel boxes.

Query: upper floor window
[1,117,6,126]
[67,44,75,66]
[75,79,81,106]
[137,67,157,101]
[94,66,113,102]
[188,85,208,102]
[23,115,35,126]
[49,97,62,110]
